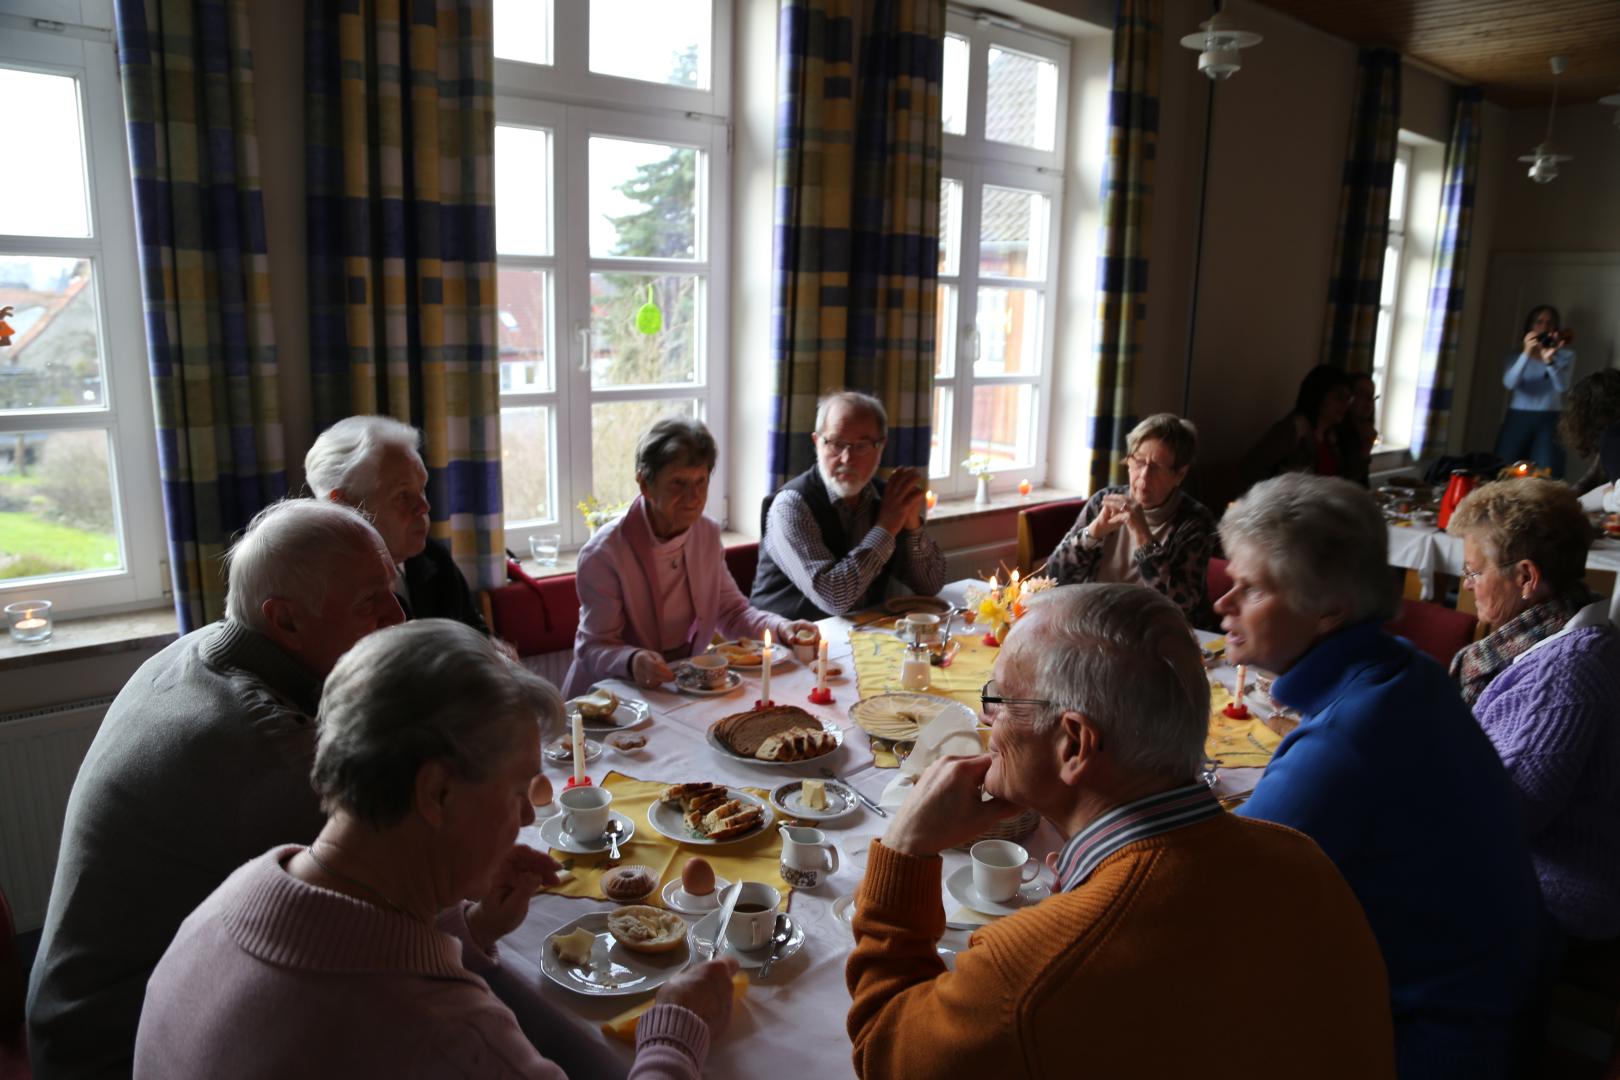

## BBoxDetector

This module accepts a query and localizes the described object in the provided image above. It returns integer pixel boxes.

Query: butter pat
[551,927,597,966]
[801,778,827,810]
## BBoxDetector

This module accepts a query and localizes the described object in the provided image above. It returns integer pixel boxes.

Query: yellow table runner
[540,772,791,903]
[1205,682,1284,769]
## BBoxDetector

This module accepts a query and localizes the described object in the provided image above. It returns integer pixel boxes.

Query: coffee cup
[559,785,612,841]
[970,839,1040,904]
[678,653,730,690]
[778,825,840,888]
[901,612,942,645]
[725,881,781,951]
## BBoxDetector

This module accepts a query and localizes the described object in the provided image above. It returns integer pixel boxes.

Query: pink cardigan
[135,847,710,1079]
[563,500,784,696]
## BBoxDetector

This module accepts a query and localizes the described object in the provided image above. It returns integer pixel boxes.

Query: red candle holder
[1222,700,1251,719]
[563,775,594,789]
[807,687,833,705]
[754,699,775,710]
[982,631,999,647]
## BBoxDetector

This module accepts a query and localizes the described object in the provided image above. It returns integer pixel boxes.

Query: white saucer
[544,737,602,765]
[689,908,806,969]
[831,893,857,937]
[943,864,1051,918]
[673,671,745,697]
[538,810,637,855]
[770,778,859,821]
[660,876,732,915]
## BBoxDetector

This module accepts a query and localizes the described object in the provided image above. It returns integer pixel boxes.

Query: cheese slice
[801,778,828,810]
[551,927,598,966]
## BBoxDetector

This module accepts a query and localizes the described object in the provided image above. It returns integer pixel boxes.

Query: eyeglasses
[816,435,885,458]
[1124,454,1175,477]
[1461,561,1511,585]
[980,679,1052,716]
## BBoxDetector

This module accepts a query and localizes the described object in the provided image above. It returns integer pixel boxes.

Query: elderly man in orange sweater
[846,582,1395,1079]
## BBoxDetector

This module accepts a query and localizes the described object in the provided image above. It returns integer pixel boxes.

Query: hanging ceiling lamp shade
[1518,56,1574,184]
[1179,12,1262,82]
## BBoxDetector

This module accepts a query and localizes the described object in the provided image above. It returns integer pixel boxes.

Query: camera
[1538,332,1559,348]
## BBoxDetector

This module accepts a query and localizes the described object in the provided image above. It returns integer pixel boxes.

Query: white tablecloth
[1386,523,1620,622]
[502,580,1065,1079]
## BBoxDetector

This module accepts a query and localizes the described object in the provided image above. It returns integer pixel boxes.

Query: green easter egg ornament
[635,285,663,335]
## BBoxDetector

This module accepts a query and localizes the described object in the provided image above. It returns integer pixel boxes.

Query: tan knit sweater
[846,814,1394,1079]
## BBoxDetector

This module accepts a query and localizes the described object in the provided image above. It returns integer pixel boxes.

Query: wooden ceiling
[1255,0,1620,107]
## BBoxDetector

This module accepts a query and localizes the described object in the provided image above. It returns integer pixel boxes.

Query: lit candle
[925,489,937,511]
[571,713,585,787]
[6,599,53,644]
[760,629,773,705]
[1010,569,1020,587]
[817,639,829,692]
[1018,479,1032,498]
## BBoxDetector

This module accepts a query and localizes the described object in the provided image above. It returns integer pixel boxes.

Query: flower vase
[974,474,991,506]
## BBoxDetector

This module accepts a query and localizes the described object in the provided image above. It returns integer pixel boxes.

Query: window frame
[0,15,167,616]
[933,12,1067,499]
[1370,143,1414,452]
[493,3,731,552]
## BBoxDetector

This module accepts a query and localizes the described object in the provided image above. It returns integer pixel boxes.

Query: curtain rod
[945,4,1072,48]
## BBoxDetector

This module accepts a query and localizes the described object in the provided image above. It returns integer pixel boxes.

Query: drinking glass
[529,532,561,567]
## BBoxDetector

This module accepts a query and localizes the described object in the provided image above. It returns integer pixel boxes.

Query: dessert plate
[540,911,691,997]
[645,788,774,846]
[769,778,858,821]
[672,671,744,697]
[567,696,652,733]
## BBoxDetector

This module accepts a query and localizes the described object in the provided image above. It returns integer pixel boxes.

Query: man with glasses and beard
[751,390,946,619]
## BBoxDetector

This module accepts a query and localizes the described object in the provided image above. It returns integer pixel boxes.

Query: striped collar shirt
[1054,782,1223,892]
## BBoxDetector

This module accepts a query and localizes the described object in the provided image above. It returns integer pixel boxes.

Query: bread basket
[957,808,1041,849]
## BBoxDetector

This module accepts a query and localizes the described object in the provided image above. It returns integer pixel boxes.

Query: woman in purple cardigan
[1449,479,1620,945]
[564,417,818,697]
[136,620,739,1078]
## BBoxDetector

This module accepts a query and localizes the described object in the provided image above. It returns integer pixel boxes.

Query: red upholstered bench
[1015,499,1087,574]
[1385,600,1477,666]
[482,542,765,659]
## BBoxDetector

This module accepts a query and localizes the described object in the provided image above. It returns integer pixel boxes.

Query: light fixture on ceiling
[1600,90,1620,129]
[1518,55,1574,184]
[1179,11,1262,82]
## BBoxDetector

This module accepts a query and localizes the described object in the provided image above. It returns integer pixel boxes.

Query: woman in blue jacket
[1496,305,1575,475]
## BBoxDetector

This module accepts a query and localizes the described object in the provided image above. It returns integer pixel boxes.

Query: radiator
[0,697,111,932]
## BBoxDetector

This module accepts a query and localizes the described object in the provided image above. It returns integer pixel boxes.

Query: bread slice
[712,705,822,757]
[704,806,765,841]
[756,727,838,762]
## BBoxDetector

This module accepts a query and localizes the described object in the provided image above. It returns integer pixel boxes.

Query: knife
[820,767,886,817]
[708,881,743,961]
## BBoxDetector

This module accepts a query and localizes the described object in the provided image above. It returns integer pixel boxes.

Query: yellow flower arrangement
[972,570,1055,644]
[577,495,628,533]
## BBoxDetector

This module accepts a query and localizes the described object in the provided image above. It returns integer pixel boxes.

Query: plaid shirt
[1451,586,1596,707]
[1054,782,1224,892]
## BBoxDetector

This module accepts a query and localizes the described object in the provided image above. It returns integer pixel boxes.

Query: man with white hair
[846,583,1396,1078]
[305,414,488,633]
[752,390,946,619]
[26,499,403,1079]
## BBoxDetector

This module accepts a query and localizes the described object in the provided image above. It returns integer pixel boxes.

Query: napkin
[877,700,985,811]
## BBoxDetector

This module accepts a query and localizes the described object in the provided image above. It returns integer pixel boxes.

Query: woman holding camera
[1496,305,1575,476]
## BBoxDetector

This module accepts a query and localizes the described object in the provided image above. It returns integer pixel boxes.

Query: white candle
[817,639,829,692]
[14,618,45,631]
[760,629,773,704]
[571,714,584,786]
[1235,664,1247,699]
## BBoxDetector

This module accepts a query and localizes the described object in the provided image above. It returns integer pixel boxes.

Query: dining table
[502,581,1269,1079]
[1386,520,1620,620]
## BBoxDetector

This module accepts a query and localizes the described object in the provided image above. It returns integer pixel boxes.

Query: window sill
[926,486,1087,525]
[0,604,178,675]
[512,528,757,581]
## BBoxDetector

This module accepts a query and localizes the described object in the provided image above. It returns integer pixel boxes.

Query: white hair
[224,499,388,632]
[814,390,888,439]
[312,619,564,828]
[1219,473,1397,624]
[304,415,423,501]
[1009,583,1209,780]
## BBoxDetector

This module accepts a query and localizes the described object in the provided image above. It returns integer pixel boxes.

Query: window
[1371,136,1443,455]
[493,0,730,550]
[932,13,1066,497]
[0,12,165,614]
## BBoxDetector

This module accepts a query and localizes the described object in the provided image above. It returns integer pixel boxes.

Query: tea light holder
[6,600,53,644]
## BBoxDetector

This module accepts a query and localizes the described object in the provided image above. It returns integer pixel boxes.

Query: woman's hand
[467,844,560,950]
[657,956,742,1035]
[1524,330,1557,365]
[781,620,819,648]
[630,649,675,689]
[1087,494,1133,539]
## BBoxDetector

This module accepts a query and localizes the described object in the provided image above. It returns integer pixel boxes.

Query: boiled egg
[528,773,553,807]
[681,856,715,897]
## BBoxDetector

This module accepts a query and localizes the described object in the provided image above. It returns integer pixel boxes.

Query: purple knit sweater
[134,847,711,1078]
[1474,623,1620,939]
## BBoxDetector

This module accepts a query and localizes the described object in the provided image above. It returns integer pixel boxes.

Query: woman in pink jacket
[563,418,818,696]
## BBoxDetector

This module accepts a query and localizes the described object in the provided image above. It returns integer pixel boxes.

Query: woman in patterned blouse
[1043,414,1216,623]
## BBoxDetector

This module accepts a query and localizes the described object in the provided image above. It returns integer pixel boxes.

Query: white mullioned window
[931,9,1067,498]
[492,0,731,551]
[0,5,166,615]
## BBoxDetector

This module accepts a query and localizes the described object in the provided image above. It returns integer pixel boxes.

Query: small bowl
[601,865,659,904]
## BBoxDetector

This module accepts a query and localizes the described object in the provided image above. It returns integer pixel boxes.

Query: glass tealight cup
[6,600,54,644]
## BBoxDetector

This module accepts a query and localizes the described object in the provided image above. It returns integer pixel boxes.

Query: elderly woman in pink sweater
[563,417,818,696]
[135,620,739,1078]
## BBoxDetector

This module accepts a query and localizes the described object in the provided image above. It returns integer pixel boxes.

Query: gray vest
[750,467,892,621]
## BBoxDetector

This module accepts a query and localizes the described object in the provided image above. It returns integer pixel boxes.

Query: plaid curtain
[1411,88,1483,460]
[1088,0,1160,493]
[116,0,285,631]
[768,0,944,488]
[1321,48,1402,374]
[305,0,504,590]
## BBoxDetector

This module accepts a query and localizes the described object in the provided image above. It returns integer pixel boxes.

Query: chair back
[724,541,759,596]
[1015,499,1086,574]
[1206,557,1234,608]
[1386,599,1478,666]
[483,571,582,657]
